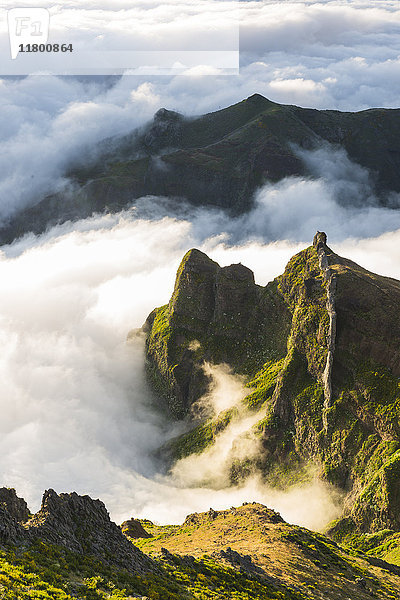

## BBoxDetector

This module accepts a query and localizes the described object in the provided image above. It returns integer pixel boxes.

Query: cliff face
[2,94,400,243]
[144,235,400,536]
[0,487,30,523]
[144,248,291,418]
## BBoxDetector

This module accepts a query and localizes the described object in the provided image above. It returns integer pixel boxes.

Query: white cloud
[0,0,399,219]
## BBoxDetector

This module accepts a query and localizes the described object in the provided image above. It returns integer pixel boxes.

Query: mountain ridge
[1,94,400,244]
[2,486,400,599]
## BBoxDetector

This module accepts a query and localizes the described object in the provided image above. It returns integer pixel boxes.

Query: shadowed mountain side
[143,234,400,538]
[1,94,400,243]
[0,487,30,523]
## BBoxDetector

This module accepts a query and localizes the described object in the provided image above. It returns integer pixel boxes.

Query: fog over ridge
[0,203,399,528]
[1,0,400,220]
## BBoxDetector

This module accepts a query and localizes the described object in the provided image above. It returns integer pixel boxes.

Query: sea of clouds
[1,0,400,218]
[1,209,400,530]
[1,0,400,530]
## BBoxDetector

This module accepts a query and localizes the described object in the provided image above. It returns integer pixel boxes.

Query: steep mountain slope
[2,94,400,243]
[143,233,400,538]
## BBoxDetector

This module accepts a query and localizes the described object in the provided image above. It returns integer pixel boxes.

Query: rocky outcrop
[25,489,151,572]
[144,234,400,536]
[121,518,151,539]
[0,505,24,544]
[144,247,291,418]
[0,488,152,574]
[313,232,337,430]
[142,108,184,151]
[0,487,30,523]
[0,488,30,545]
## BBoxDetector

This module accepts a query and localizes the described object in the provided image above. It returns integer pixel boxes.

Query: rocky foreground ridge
[144,233,400,539]
[0,487,151,575]
[2,94,400,242]
[2,488,400,599]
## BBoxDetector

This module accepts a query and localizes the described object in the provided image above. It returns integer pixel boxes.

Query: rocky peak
[154,107,183,122]
[313,230,327,250]
[120,518,151,539]
[25,489,151,573]
[143,107,184,151]
[0,487,30,523]
[144,247,289,417]
[245,93,275,108]
[169,248,220,324]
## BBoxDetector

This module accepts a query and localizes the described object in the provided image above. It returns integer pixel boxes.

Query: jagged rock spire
[313,230,327,249]
[0,487,30,523]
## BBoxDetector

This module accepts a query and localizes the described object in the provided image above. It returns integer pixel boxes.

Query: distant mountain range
[2,94,400,243]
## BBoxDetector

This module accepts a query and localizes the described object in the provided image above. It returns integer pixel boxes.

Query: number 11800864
[18,43,73,53]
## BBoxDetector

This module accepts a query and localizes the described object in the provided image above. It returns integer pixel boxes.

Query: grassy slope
[4,503,400,600]
[133,503,400,600]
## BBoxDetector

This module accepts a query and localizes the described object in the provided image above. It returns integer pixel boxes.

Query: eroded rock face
[25,489,151,573]
[0,505,24,544]
[144,248,290,418]
[0,488,30,523]
[0,487,152,573]
[143,108,184,151]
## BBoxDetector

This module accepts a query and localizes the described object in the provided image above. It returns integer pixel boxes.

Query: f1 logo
[7,8,50,59]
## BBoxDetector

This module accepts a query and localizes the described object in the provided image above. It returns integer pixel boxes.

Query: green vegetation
[0,538,311,600]
[244,358,285,411]
[144,239,400,546]
[165,407,239,460]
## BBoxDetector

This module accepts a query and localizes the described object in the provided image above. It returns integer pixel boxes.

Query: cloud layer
[1,209,400,528]
[1,0,400,220]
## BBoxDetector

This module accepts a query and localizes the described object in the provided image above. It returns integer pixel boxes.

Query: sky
[0,0,399,528]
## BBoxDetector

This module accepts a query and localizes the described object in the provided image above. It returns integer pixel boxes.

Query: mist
[1,0,400,220]
[1,203,400,530]
[127,142,400,246]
